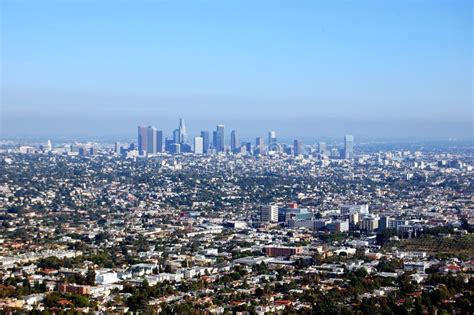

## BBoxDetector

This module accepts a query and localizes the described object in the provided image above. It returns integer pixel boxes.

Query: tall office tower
[378,216,392,231]
[147,126,158,154]
[230,130,239,153]
[137,126,148,155]
[318,142,327,154]
[268,131,277,144]
[173,129,180,144]
[344,135,354,159]
[260,205,279,223]
[46,140,52,151]
[165,139,174,152]
[170,143,181,154]
[194,137,203,154]
[245,142,252,154]
[181,143,192,153]
[212,131,218,149]
[156,130,164,153]
[294,139,303,156]
[114,142,120,154]
[216,124,225,152]
[200,131,210,154]
[179,118,186,144]
[256,137,265,148]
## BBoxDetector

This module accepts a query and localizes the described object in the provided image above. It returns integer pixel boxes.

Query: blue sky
[1,0,472,141]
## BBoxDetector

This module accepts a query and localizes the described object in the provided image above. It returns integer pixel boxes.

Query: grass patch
[393,234,474,259]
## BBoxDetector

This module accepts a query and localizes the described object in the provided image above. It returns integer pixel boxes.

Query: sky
[1,0,472,141]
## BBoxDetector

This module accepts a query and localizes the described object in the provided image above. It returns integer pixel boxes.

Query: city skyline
[135,120,355,159]
[1,0,472,140]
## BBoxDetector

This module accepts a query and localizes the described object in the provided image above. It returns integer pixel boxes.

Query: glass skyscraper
[268,131,277,144]
[294,139,303,156]
[137,126,148,155]
[179,118,186,144]
[344,135,354,159]
[138,126,160,155]
[216,124,225,152]
[230,130,238,153]
[200,131,210,154]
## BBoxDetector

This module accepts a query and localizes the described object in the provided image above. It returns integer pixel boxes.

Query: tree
[86,268,95,286]
[355,268,368,278]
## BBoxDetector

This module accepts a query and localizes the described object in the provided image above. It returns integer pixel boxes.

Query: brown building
[58,283,91,295]
[264,246,303,257]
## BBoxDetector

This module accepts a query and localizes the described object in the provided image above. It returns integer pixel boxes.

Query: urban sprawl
[0,119,473,314]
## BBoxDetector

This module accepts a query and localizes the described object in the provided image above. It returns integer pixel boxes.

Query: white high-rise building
[179,118,187,144]
[260,205,278,223]
[268,131,277,144]
[194,137,203,154]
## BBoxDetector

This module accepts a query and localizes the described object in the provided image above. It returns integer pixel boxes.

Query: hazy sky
[1,0,472,141]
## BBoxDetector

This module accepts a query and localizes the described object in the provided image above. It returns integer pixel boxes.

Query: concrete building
[260,205,278,223]
[194,137,203,154]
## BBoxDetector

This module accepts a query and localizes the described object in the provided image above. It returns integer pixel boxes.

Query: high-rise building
[260,205,278,223]
[245,142,252,154]
[165,139,174,152]
[179,118,186,144]
[156,130,164,153]
[216,125,225,152]
[318,142,327,154]
[147,127,157,154]
[294,139,303,156]
[138,126,161,155]
[181,143,191,153]
[212,131,218,150]
[194,137,203,154]
[170,143,181,154]
[360,215,379,232]
[378,216,392,231]
[330,148,340,158]
[200,131,210,154]
[173,129,180,144]
[344,135,354,159]
[138,126,148,155]
[268,131,277,144]
[230,130,239,153]
[256,137,265,148]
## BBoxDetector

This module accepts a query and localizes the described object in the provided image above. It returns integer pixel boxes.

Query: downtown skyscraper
[194,136,203,154]
[344,135,354,159]
[216,124,225,153]
[137,126,148,155]
[230,130,239,153]
[293,139,303,157]
[200,131,210,154]
[138,126,163,156]
[179,118,187,144]
[268,131,277,144]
